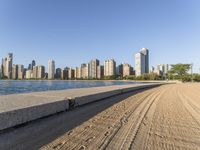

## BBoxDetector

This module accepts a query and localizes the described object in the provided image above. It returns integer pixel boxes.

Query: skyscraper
[135,48,149,76]
[75,67,81,79]
[48,59,55,79]
[32,66,38,79]
[61,69,68,80]
[26,70,32,79]
[123,63,132,77]
[37,65,45,79]
[31,60,36,70]
[157,64,169,77]
[81,63,89,79]
[68,68,75,79]
[12,64,18,80]
[28,60,36,70]
[89,59,100,79]
[3,53,13,79]
[17,64,24,79]
[97,65,104,79]
[55,68,62,79]
[116,64,123,76]
[28,64,32,70]
[140,48,149,73]
[104,59,116,77]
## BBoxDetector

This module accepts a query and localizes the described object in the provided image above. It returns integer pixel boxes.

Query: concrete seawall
[0,83,163,131]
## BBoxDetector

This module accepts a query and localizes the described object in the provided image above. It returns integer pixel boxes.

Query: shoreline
[0,79,175,83]
[0,80,172,96]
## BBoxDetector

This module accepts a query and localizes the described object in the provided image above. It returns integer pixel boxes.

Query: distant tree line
[103,64,200,82]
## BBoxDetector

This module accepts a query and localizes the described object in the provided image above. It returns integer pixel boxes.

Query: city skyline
[0,1,200,72]
[0,49,175,80]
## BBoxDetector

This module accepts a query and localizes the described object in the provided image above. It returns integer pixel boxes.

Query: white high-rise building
[75,67,81,79]
[135,48,149,76]
[135,52,146,76]
[48,59,55,79]
[17,64,24,79]
[157,64,169,77]
[3,53,13,79]
[89,59,100,79]
[68,68,75,79]
[37,65,45,79]
[81,63,89,79]
[26,70,33,79]
[104,59,116,77]
[12,64,18,79]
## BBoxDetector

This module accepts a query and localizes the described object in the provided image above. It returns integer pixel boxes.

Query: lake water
[0,80,141,95]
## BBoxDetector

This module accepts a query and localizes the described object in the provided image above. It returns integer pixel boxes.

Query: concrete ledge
[120,84,160,93]
[74,89,122,107]
[0,97,69,131]
[0,83,163,131]
[72,83,163,107]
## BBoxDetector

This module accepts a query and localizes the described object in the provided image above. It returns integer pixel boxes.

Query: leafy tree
[193,74,200,82]
[169,64,191,76]
[168,64,192,82]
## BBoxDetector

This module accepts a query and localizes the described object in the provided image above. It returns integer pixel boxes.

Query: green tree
[168,64,191,82]
[169,64,191,76]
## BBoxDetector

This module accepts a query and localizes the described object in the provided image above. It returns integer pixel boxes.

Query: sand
[1,83,200,150]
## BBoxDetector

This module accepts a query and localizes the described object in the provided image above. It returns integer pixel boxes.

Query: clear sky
[0,0,200,72]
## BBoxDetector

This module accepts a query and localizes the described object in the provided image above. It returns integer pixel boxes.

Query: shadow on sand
[0,86,159,150]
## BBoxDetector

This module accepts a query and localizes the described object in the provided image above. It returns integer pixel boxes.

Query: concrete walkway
[0,83,162,131]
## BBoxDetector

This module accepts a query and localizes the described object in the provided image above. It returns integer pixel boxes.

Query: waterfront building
[104,59,116,77]
[61,69,68,80]
[89,59,100,79]
[75,67,81,79]
[97,65,104,79]
[157,64,169,77]
[116,64,123,76]
[81,63,89,79]
[135,48,149,76]
[68,68,75,79]
[37,65,45,79]
[3,53,13,79]
[123,63,132,77]
[26,70,32,79]
[17,65,24,79]
[135,52,145,76]
[32,66,38,79]
[12,64,18,80]
[48,59,55,79]
[139,48,149,73]
[55,68,62,79]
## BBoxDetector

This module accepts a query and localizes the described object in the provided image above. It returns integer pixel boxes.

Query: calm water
[0,80,140,95]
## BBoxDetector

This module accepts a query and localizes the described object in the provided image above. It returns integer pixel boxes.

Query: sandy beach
[1,83,200,150]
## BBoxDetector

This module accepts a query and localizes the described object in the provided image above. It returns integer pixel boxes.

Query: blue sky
[0,0,200,72]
